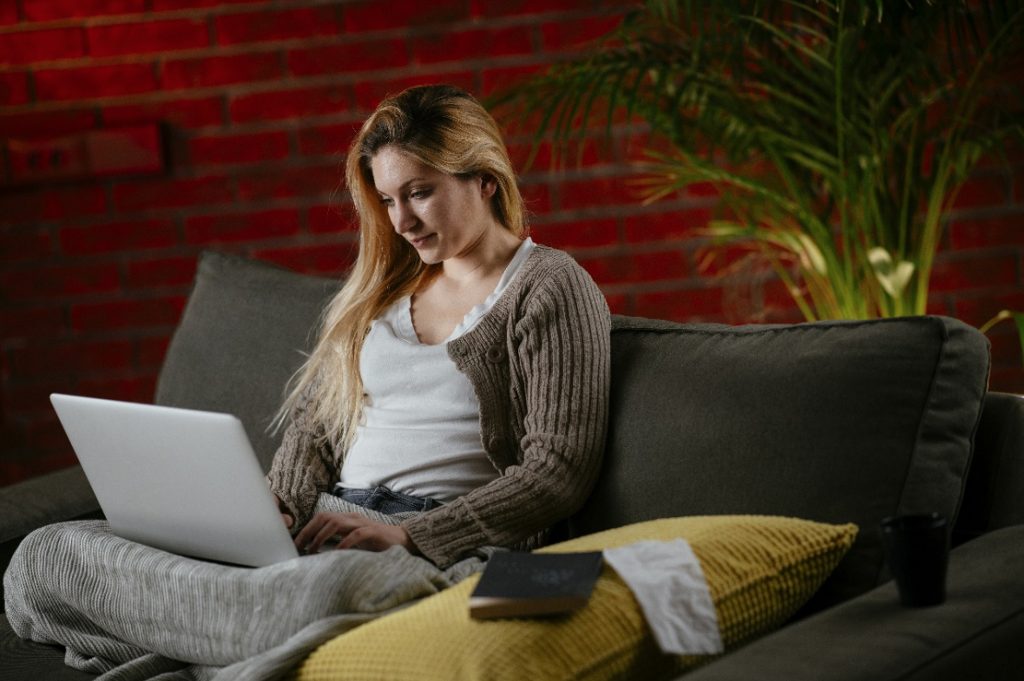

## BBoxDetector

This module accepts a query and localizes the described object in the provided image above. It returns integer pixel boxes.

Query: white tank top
[337,238,535,502]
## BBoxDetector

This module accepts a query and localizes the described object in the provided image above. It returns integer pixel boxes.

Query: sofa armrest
[681,524,1024,681]
[0,466,101,609]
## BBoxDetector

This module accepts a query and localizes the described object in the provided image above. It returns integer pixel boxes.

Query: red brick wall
[1,0,1022,485]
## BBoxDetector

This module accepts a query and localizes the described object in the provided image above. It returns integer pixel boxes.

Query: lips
[410,234,435,249]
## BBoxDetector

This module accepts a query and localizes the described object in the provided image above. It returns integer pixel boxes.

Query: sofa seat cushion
[294,515,857,681]
[573,316,989,607]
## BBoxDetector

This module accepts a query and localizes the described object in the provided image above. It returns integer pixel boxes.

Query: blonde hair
[276,84,527,451]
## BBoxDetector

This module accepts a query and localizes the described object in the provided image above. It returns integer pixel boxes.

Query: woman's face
[369,145,498,266]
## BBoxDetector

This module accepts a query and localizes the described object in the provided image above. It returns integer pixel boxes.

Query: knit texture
[267,245,612,567]
[294,516,857,681]
[4,506,489,680]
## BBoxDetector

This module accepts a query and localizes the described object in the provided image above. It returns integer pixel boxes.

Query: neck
[442,224,522,286]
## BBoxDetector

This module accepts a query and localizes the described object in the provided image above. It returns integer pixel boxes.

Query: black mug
[880,513,949,607]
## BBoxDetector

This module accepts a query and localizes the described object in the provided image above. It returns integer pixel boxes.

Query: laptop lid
[50,393,299,567]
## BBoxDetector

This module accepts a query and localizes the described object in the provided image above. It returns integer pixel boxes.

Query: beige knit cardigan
[267,245,611,567]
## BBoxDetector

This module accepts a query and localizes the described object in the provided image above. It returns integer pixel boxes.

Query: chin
[415,250,443,265]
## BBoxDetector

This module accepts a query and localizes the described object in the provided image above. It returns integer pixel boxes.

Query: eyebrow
[377,177,429,197]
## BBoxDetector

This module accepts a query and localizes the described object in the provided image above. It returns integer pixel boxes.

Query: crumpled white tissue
[603,539,724,655]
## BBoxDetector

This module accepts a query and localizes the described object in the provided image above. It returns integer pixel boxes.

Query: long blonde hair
[276,84,528,450]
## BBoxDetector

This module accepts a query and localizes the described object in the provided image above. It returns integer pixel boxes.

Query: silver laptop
[50,393,299,567]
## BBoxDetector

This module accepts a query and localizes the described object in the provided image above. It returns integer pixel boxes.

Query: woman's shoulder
[520,243,594,284]
[513,243,607,311]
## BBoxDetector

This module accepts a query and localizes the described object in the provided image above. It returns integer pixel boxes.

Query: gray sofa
[2,250,1022,680]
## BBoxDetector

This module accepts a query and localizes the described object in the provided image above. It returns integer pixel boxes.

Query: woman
[268,84,611,567]
[5,85,611,677]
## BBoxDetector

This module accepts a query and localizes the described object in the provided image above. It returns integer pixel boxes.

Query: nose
[391,201,417,234]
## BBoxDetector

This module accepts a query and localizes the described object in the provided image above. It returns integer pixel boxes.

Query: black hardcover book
[468,550,604,619]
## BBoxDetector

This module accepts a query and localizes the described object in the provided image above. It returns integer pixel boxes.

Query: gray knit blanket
[3,495,489,681]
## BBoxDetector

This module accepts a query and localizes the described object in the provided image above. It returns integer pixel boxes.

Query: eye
[378,196,394,207]
[409,187,432,200]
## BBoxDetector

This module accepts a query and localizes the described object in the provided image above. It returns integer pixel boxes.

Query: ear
[479,174,498,199]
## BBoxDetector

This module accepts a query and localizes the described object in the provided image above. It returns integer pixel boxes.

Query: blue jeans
[332,485,442,514]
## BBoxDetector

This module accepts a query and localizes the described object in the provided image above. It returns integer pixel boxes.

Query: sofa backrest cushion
[571,315,990,607]
[155,251,340,471]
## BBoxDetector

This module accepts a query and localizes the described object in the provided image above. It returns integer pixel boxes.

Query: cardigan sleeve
[401,259,611,566]
[266,377,339,529]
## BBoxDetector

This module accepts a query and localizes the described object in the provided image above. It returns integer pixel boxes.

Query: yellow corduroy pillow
[294,515,857,681]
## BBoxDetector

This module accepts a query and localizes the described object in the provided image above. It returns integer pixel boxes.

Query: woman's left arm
[403,260,611,566]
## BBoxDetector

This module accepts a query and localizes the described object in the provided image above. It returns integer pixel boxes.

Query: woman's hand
[273,494,295,530]
[294,511,418,555]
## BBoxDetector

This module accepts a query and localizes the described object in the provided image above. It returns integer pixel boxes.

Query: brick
[686,182,720,198]
[948,214,1024,250]
[519,182,552,213]
[990,366,1024,394]
[986,327,1024,366]
[35,64,158,102]
[929,253,1017,293]
[624,208,710,243]
[603,292,628,315]
[0,109,98,137]
[152,0,263,9]
[287,39,408,77]
[136,335,171,368]
[693,243,759,279]
[126,256,197,289]
[215,7,342,45]
[952,174,1010,210]
[252,242,355,276]
[0,226,51,261]
[185,208,301,244]
[22,0,146,20]
[345,0,470,31]
[634,286,726,321]
[353,72,476,112]
[410,26,533,65]
[0,27,87,66]
[9,339,135,380]
[59,219,178,255]
[578,249,687,284]
[472,0,599,16]
[0,186,108,226]
[540,15,622,49]
[953,291,1024,328]
[480,64,545,97]
[0,262,120,301]
[0,306,66,337]
[508,139,604,172]
[230,84,353,123]
[162,52,282,90]
[297,123,358,157]
[103,97,224,129]
[189,130,289,166]
[309,202,357,233]
[87,19,209,58]
[559,175,646,210]
[71,296,186,331]
[76,373,159,403]
[0,2,18,25]
[530,218,617,249]
[0,71,29,106]
[236,164,343,201]
[112,175,233,213]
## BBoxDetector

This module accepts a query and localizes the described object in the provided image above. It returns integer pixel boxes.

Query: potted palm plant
[491,0,1023,334]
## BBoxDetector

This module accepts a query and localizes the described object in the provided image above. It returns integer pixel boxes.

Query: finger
[294,514,325,550]
[281,513,294,529]
[338,526,368,551]
[308,523,343,554]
